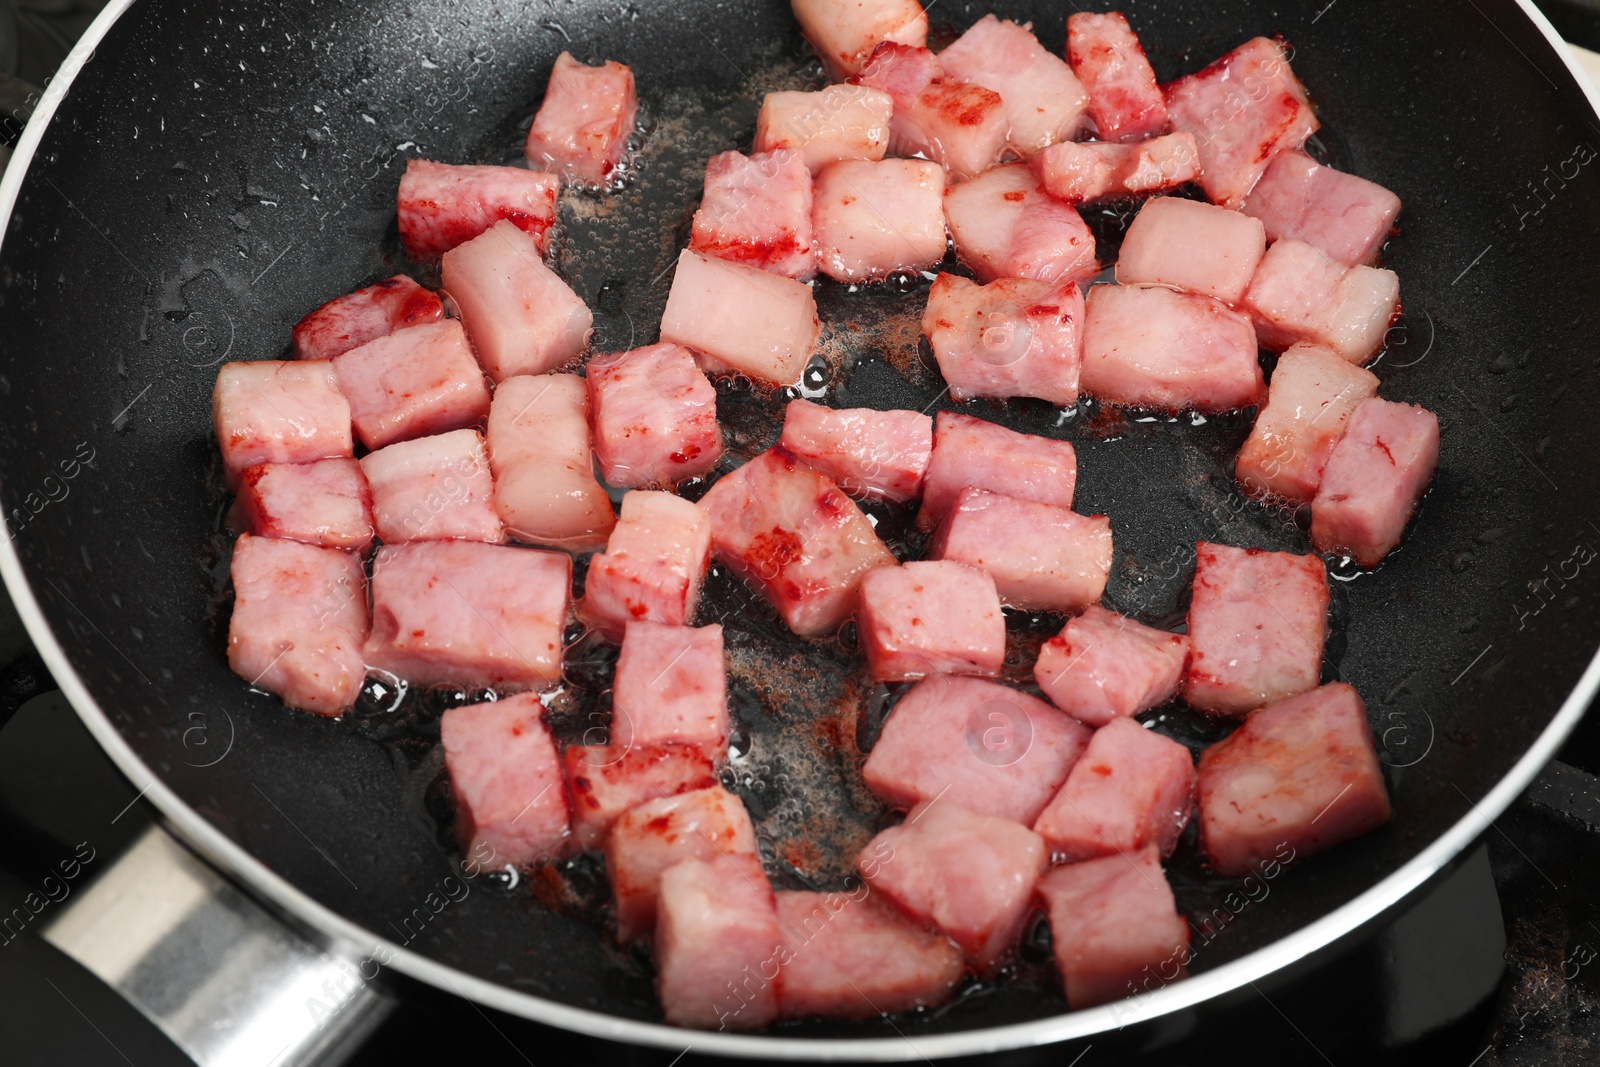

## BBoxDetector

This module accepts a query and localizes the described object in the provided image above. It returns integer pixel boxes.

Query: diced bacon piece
[228,534,368,715]
[1033,605,1188,727]
[863,674,1092,824]
[441,219,593,382]
[859,561,1004,681]
[690,150,817,280]
[359,429,504,544]
[696,448,895,636]
[1031,133,1201,205]
[1081,284,1264,413]
[523,52,638,187]
[859,800,1048,971]
[1067,12,1169,143]
[1243,238,1400,363]
[581,491,712,640]
[754,85,894,172]
[1116,196,1268,305]
[441,693,569,868]
[919,412,1077,532]
[291,275,444,361]
[1037,846,1190,1008]
[1164,37,1319,209]
[397,159,559,262]
[486,374,615,551]
[659,250,820,386]
[213,360,352,486]
[1198,682,1391,876]
[363,541,569,690]
[656,854,781,1030]
[604,784,759,943]
[775,889,963,1019]
[812,158,946,282]
[1311,399,1440,567]
[929,488,1111,614]
[792,0,929,80]
[563,744,718,851]
[586,342,723,489]
[938,15,1089,153]
[612,621,728,758]
[778,398,931,503]
[854,43,1008,182]
[236,459,374,551]
[331,320,490,451]
[942,163,1098,285]
[1241,150,1402,266]
[1235,344,1379,503]
[1182,543,1329,716]
[921,273,1083,406]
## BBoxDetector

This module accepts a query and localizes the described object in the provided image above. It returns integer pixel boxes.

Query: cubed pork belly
[859,800,1048,972]
[1067,12,1169,143]
[1037,846,1190,1008]
[659,250,820,386]
[1031,133,1201,205]
[791,0,929,80]
[1198,682,1391,877]
[213,360,352,486]
[1116,196,1268,305]
[486,374,616,551]
[1243,238,1399,363]
[1080,284,1264,413]
[696,448,895,636]
[1311,398,1440,566]
[1241,150,1402,266]
[359,429,504,544]
[441,219,593,381]
[1164,37,1319,209]
[754,84,894,172]
[523,51,638,187]
[1182,543,1328,716]
[778,398,932,503]
[921,273,1084,406]
[586,342,724,488]
[236,458,374,551]
[656,854,782,1031]
[1235,344,1379,503]
[1033,605,1188,727]
[363,541,570,689]
[812,158,946,282]
[854,43,1008,182]
[938,15,1089,154]
[859,560,1005,681]
[929,488,1111,614]
[611,621,728,758]
[774,889,964,1019]
[943,163,1098,285]
[227,534,368,715]
[862,674,1092,825]
[690,149,817,280]
[291,275,444,361]
[441,693,569,868]
[331,320,490,451]
[397,159,559,262]
[919,411,1077,532]
[581,491,713,639]
[563,743,718,851]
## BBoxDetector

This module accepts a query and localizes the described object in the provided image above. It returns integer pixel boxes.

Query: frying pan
[2,0,1599,1060]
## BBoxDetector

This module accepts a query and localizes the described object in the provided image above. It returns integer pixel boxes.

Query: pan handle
[0,648,54,731]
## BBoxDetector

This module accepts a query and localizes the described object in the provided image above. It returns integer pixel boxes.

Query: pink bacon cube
[227,534,368,715]
[919,412,1078,532]
[486,374,616,551]
[659,250,820,386]
[690,149,816,280]
[1241,149,1402,266]
[812,158,946,282]
[611,621,728,758]
[863,674,1092,825]
[656,854,782,1031]
[331,320,490,451]
[581,490,712,640]
[1081,284,1264,414]
[562,744,718,851]
[1033,605,1188,727]
[854,43,1008,182]
[696,448,895,636]
[791,0,929,80]
[586,342,723,489]
[754,84,894,172]
[859,560,1005,681]
[938,14,1089,154]
[1182,543,1329,716]
[778,398,932,503]
[1311,398,1440,567]
[213,360,352,486]
[921,273,1084,406]
[396,159,559,262]
[236,458,374,551]
[1235,343,1379,503]
[1243,238,1400,363]
[1032,133,1201,206]
[943,163,1099,285]
[1116,196,1268,305]
[441,693,569,868]
[363,541,570,690]
[291,275,444,361]
[929,488,1112,614]
[523,51,637,187]
[1067,11,1169,143]
[1198,682,1391,876]
[359,429,504,544]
